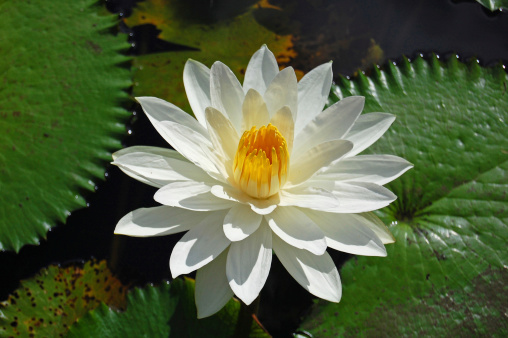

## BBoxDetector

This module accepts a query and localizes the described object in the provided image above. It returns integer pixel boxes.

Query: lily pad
[474,0,508,11]
[0,260,128,337]
[299,56,508,335]
[68,278,269,337]
[125,0,295,114]
[0,0,131,251]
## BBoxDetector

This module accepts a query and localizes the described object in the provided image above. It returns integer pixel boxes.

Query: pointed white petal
[272,234,341,302]
[112,146,211,188]
[288,140,353,186]
[154,181,236,211]
[303,209,387,256]
[227,222,272,305]
[344,112,395,157]
[317,154,413,185]
[114,206,209,237]
[183,59,211,128]
[195,249,234,319]
[242,89,270,131]
[359,212,396,244]
[170,210,230,277]
[205,107,240,166]
[269,105,294,154]
[266,206,327,255]
[279,186,340,211]
[210,185,279,215]
[264,67,298,120]
[223,204,263,241]
[295,62,333,133]
[243,45,279,95]
[293,96,365,154]
[210,61,244,132]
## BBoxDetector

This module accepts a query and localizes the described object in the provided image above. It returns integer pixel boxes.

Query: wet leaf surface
[0,0,131,251]
[474,0,508,11]
[299,56,508,336]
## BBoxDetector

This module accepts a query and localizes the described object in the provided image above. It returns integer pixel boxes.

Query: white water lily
[113,45,412,318]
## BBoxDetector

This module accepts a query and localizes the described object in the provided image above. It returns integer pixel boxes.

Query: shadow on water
[1,0,507,336]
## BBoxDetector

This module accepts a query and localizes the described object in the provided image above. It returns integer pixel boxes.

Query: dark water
[1,0,507,336]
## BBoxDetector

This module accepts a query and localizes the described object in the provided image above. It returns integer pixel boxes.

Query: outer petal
[293,96,364,155]
[264,67,298,120]
[279,186,341,211]
[242,88,270,131]
[316,154,413,186]
[269,105,294,154]
[243,45,279,95]
[112,146,211,188]
[155,181,236,211]
[226,221,272,305]
[295,62,333,133]
[210,61,244,133]
[303,209,387,256]
[183,59,211,127]
[288,140,353,186]
[343,112,395,157]
[114,206,209,237]
[195,249,234,319]
[223,204,263,242]
[266,206,327,255]
[170,210,230,277]
[360,212,396,244]
[272,234,341,302]
[205,107,240,166]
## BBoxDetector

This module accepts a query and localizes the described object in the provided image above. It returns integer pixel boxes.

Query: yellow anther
[233,124,289,198]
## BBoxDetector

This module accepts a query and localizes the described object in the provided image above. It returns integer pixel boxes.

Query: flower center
[233,124,289,199]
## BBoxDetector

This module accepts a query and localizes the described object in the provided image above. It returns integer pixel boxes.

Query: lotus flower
[113,45,412,318]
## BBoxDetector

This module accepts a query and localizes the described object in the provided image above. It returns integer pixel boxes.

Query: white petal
[205,107,240,166]
[195,249,234,319]
[295,62,333,133]
[270,105,294,154]
[359,212,396,244]
[272,234,341,302]
[158,121,224,181]
[183,59,211,128]
[303,209,387,256]
[242,89,270,131]
[227,221,272,305]
[114,206,209,237]
[264,67,298,120]
[210,185,279,215]
[243,45,279,95]
[288,140,353,186]
[112,146,211,188]
[344,112,395,157]
[307,181,397,213]
[266,206,327,255]
[223,204,263,241]
[155,181,235,211]
[317,154,413,185]
[170,210,230,277]
[210,61,244,133]
[293,96,365,154]
[279,186,340,211]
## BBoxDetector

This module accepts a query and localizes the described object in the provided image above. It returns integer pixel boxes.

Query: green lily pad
[125,0,295,114]
[299,56,508,335]
[474,0,508,11]
[0,260,128,337]
[0,0,131,251]
[68,278,269,337]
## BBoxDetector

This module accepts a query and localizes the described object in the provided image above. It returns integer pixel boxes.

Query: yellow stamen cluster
[233,124,289,199]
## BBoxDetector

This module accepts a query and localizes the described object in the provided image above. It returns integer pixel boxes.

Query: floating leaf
[0,0,131,251]
[125,0,295,114]
[0,260,128,337]
[299,56,508,335]
[474,0,508,11]
[68,278,269,337]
